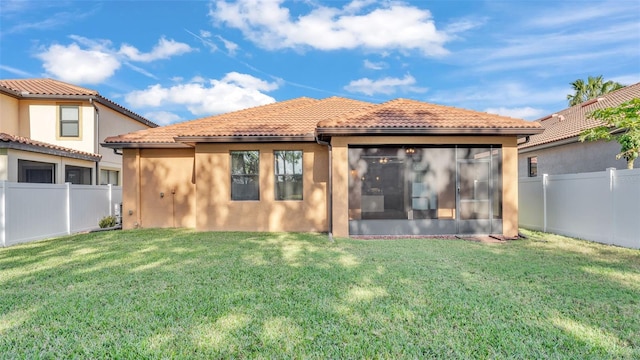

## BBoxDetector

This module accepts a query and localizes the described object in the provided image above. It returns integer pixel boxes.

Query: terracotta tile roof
[317,98,543,133]
[0,78,157,128]
[0,132,101,161]
[104,97,372,145]
[181,96,372,138]
[104,96,542,147]
[0,78,98,96]
[520,82,640,150]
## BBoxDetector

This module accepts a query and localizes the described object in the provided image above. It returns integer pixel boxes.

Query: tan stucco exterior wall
[1,96,153,186]
[121,149,139,229]
[502,137,519,238]
[96,103,154,181]
[121,135,520,238]
[0,94,20,135]
[23,100,95,154]
[122,143,329,232]
[122,148,196,229]
[330,135,520,238]
[195,142,328,232]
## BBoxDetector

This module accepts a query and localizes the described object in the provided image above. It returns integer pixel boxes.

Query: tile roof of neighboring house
[520,82,640,150]
[104,96,542,148]
[0,78,157,128]
[0,132,101,162]
[316,98,543,135]
[0,78,98,96]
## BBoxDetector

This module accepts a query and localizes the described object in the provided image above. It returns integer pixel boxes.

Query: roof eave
[518,136,580,153]
[0,142,101,162]
[93,96,158,128]
[173,135,317,143]
[518,127,622,153]
[0,91,158,128]
[316,127,545,136]
[101,142,192,149]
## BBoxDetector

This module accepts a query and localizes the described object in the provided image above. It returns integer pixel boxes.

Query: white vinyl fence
[519,168,640,249]
[0,181,122,247]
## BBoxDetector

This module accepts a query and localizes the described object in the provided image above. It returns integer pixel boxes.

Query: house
[103,97,542,238]
[0,78,157,185]
[519,82,640,177]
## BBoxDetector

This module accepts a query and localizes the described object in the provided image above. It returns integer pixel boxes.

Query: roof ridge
[183,97,318,123]
[318,97,529,129]
[175,97,322,136]
[534,81,640,121]
[521,81,640,149]
[316,100,379,128]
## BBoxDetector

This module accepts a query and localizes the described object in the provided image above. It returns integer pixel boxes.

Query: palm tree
[567,75,624,106]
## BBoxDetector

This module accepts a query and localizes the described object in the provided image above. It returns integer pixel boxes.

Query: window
[18,160,55,183]
[528,156,538,177]
[59,105,79,137]
[231,151,259,200]
[274,150,303,200]
[100,169,119,185]
[65,165,92,185]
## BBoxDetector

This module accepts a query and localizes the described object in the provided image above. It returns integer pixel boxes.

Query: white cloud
[0,65,34,77]
[343,0,376,13]
[2,6,98,35]
[125,73,278,116]
[190,75,207,83]
[209,0,450,56]
[451,2,639,76]
[363,59,386,70]
[222,71,279,91]
[526,2,634,28]
[145,111,183,125]
[484,107,546,120]
[444,17,487,35]
[35,36,194,84]
[36,43,120,84]
[216,35,239,55]
[344,74,426,96]
[123,62,158,79]
[119,37,194,62]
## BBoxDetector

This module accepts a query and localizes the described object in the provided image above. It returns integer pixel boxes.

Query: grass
[1,229,639,359]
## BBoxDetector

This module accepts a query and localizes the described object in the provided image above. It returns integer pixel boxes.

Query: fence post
[108,184,113,216]
[66,182,71,235]
[608,168,616,245]
[1,181,5,248]
[542,174,548,232]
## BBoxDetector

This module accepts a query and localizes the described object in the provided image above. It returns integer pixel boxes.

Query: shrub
[98,215,117,228]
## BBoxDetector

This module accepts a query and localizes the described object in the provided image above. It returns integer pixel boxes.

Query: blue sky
[1,0,639,125]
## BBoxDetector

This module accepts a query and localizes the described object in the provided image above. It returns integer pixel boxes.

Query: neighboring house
[104,97,542,238]
[519,82,640,177]
[0,78,157,185]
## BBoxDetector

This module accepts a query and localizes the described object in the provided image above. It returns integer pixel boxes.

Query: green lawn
[1,229,639,359]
